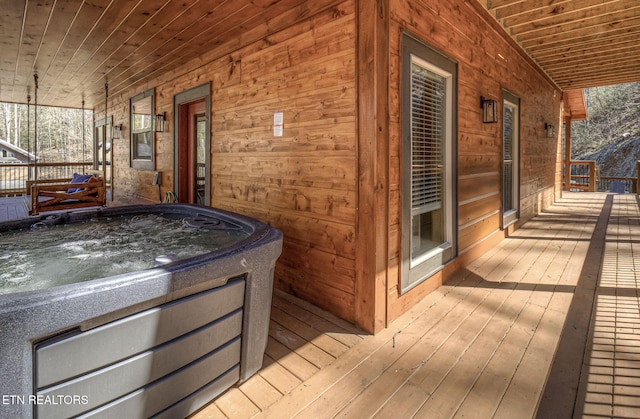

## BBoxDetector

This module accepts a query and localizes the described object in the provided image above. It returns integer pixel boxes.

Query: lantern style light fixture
[480,96,498,123]
[112,123,123,140]
[545,123,555,138]
[155,111,166,132]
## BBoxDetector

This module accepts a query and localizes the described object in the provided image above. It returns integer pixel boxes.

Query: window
[401,33,457,293]
[502,90,520,227]
[130,89,155,170]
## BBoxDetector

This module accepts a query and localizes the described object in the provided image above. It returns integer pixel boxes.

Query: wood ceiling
[1,1,638,110]
[477,0,640,90]
[0,0,311,109]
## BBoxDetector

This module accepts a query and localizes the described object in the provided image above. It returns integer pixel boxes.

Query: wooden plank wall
[107,0,359,322]
[386,0,562,322]
[103,0,564,332]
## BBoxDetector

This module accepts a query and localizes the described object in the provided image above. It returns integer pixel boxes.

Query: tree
[0,102,94,162]
[571,82,640,157]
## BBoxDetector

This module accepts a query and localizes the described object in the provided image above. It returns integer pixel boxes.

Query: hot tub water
[0,213,249,294]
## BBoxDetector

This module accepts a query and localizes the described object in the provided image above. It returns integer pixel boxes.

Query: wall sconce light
[480,96,498,123]
[155,111,166,132]
[112,124,123,140]
[545,123,555,138]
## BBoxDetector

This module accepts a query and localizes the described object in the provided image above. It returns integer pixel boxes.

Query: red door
[177,99,206,204]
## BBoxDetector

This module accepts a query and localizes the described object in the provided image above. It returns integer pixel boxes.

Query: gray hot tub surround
[0,204,282,418]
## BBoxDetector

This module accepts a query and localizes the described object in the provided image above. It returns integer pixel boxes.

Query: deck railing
[0,162,93,196]
[564,160,640,193]
[597,177,637,194]
[567,161,598,192]
[4,161,638,197]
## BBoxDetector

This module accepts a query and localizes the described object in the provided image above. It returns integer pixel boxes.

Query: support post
[355,0,389,333]
[637,161,640,194]
[564,117,572,191]
[589,161,597,192]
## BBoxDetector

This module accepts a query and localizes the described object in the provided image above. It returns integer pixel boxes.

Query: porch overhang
[477,0,640,91]
[563,88,588,121]
[1,1,638,111]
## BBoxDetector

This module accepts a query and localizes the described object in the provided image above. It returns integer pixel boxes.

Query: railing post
[637,161,640,194]
[589,161,597,192]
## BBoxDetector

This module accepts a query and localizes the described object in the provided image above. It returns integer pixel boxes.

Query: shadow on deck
[2,193,638,418]
[191,192,640,419]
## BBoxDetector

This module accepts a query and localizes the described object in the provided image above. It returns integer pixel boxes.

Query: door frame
[173,83,211,205]
[94,116,113,201]
[501,89,520,229]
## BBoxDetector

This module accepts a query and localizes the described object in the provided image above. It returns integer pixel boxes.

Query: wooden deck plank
[332,230,549,417]
[271,291,365,348]
[360,208,580,416]
[453,302,545,418]
[536,194,610,418]
[268,321,335,368]
[269,306,350,358]
[264,336,319,382]
[572,194,640,418]
[494,297,569,418]
[213,388,260,419]
[257,354,302,395]
[413,230,570,417]
[237,375,282,411]
[0,196,28,222]
[326,275,499,418]
[191,401,228,419]
[451,206,588,418]
[374,283,519,417]
[256,275,464,418]
[181,193,640,419]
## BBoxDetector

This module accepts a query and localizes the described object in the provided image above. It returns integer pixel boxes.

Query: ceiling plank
[41,0,165,106]
[512,1,640,39]
[487,0,527,10]
[495,0,573,19]
[33,0,111,106]
[0,1,28,102]
[3,0,640,107]
[523,18,640,53]
[43,0,178,107]
[502,0,619,28]
[535,38,639,64]
[12,1,56,104]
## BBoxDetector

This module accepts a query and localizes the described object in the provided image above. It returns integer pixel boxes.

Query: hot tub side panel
[0,218,282,419]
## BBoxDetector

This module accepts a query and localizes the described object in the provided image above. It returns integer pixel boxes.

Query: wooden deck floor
[0,196,28,221]
[191,192,640,419]
[2,193,638,418]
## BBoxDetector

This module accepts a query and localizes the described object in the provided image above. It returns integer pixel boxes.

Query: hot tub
[0,204,282,418]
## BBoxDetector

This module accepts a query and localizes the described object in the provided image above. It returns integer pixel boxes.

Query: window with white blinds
[411,63,445,216]
[401,33,457,294]
[503,103,514,212]
[502,90,520,228]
